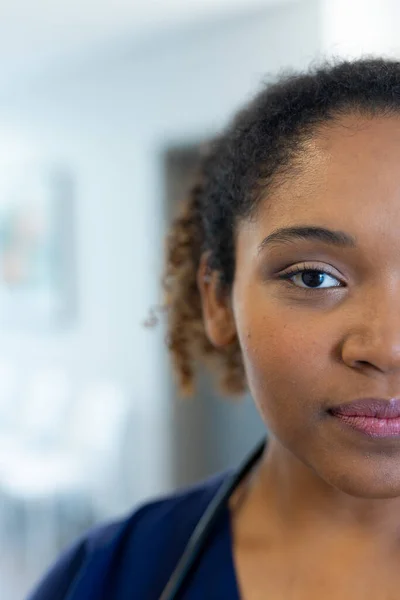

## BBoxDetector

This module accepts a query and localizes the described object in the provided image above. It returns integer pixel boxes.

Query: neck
[233,437,400,550]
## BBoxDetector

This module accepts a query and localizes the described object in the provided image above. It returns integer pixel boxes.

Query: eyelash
[277,263,345,292]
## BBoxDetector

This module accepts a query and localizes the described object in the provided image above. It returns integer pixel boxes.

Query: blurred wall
[321,0,400,59]
[0,0,321,505]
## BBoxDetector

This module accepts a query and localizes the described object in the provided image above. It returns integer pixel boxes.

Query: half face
[201,114,400,499]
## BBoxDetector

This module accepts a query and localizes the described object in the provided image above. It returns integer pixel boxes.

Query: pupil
[302,271,324,287]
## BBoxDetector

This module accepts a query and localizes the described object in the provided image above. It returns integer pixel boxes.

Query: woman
[29,57,400,599]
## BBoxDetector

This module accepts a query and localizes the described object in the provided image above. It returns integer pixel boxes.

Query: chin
[328,469,400,500]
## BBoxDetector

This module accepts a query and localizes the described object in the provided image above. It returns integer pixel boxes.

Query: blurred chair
[0,366,71,567]
[0,378,132,570]
[0,366,71,465]
[0,359,19,542]
[0,360,19,431]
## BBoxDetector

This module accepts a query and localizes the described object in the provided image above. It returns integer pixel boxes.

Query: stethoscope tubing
[159,437,266,600]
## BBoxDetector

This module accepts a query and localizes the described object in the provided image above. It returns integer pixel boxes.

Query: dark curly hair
[160,57,400,397]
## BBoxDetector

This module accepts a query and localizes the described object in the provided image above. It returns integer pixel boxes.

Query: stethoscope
[159,437,267,600]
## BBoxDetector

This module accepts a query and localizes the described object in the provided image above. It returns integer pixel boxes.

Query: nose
[341,291,400,375]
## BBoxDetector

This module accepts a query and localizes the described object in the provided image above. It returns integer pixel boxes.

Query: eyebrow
[257,226,357,254]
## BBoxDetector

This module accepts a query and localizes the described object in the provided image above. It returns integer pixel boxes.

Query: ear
[197,253,237,348]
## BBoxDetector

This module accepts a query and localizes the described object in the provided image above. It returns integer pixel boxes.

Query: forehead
[258,114,400,234]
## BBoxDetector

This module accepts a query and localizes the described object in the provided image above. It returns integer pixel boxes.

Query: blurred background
[0,0,398,597]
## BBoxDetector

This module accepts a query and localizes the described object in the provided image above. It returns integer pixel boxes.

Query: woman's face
[232,114,400,499]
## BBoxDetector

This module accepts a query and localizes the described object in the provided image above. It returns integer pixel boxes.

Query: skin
[198,114,400,599]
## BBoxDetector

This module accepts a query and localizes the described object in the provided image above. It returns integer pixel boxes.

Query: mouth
[329,413,400,438]
[328,398,400,438]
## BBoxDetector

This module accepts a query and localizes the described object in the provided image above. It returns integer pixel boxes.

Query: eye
[278,265,344,290]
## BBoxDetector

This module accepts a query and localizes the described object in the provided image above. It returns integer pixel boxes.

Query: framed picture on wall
[0,164,76,331]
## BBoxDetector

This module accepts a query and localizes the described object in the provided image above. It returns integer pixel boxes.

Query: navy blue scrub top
[27,472,240,600]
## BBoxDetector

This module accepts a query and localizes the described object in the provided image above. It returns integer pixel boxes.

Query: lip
[329,398,400,438]
[330,398,400,418]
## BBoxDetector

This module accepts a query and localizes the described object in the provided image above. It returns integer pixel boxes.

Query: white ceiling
[0,0,282,88]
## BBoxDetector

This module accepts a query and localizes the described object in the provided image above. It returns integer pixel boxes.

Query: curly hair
[159,57,400,397]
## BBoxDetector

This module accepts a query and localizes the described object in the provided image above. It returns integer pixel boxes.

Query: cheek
[235,299,330,437]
